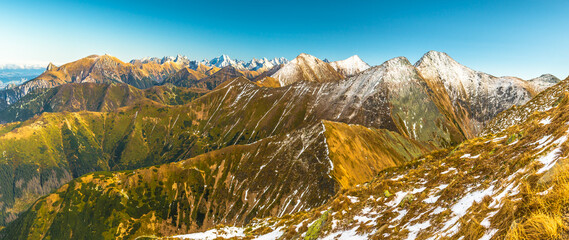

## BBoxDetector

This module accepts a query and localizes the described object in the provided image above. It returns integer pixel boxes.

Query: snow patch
[173,227,245,239]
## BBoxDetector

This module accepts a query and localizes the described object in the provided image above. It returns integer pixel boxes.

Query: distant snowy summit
[131,54,289,72]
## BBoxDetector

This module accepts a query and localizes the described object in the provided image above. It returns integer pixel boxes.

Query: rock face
[45,62,57,71]
[271,53,344,86]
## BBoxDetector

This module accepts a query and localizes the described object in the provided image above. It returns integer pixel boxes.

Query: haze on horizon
[0,0,568,79]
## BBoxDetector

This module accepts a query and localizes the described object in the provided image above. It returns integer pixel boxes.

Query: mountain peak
[347,55,363,61]
[330,55,370,77]
[271,53,342,86]
[414,50,457,68]
[530,74,560,83]
[385,56,412,66]
[46,62,58,71]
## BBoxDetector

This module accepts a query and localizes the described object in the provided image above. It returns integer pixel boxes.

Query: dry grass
[505,164,569,240]
[507,213,564,240]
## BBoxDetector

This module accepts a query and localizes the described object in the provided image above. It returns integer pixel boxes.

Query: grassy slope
[0,119,429,239]
[0,70,468,232]
[197,89,569,240]
[323,120,430,188]
[0,83,207,123]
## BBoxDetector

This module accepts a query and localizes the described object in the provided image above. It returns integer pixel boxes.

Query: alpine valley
[0,51,566,240]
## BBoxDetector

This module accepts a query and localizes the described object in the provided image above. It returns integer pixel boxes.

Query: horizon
[0,51,565,80]
[1,0,568,79]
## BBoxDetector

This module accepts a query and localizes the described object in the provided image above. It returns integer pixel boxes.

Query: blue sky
[0,0,568,79]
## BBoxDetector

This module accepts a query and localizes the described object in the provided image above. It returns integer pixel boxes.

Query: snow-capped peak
[128,54,287,71]
[414,51,460,69]
[209,54,235,68]
[330,55,370,77]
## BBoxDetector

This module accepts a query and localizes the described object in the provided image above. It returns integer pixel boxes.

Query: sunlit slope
[483,76,569,135]
[173,79,569,240]
[0,119,430,239]
[0,54,184,106]
[0,61,468,226]
[323,120,430,188]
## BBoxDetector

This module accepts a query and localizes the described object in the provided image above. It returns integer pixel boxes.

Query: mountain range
[0,51,565,240]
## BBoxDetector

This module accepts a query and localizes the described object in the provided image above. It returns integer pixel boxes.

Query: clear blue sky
[0,0,568,79]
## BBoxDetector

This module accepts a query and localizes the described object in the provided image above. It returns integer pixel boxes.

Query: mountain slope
[415,51,538,136]
[162,67,207,88]
[482,76,569,135]
[191,66,247,90]
[0,83,207,123]
[0,120,429,239]
[528,74,561,92]
[170,79,569,240]
[271,53,344,86]
[0,51,556,237]
[0,56,465,228]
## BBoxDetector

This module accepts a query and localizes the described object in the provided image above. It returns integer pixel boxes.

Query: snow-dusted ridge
[130,54,289,71]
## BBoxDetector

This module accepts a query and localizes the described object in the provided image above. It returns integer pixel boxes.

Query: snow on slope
[170,97,569,239]
[528,74,561,92]
[415,50,535,135]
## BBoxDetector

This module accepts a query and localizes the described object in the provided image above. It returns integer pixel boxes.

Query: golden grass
[504,164,569,239]
[255,77,281,88]
[323,120,428,188]
[507,213,564,240]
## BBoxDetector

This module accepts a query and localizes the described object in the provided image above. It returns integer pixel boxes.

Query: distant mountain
[0,54,289,112]
[0,64,46,70]
[0,54,185,107]
[131,54,288,72]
